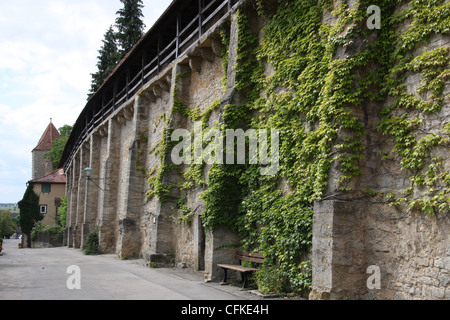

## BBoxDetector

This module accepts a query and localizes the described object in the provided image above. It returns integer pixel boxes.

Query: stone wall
[367,204,448,299]
[309,1,449,300]
[64,5,237,277]
[63,0,449,299]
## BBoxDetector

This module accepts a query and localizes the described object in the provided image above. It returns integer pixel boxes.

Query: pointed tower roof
[33,121,60,151]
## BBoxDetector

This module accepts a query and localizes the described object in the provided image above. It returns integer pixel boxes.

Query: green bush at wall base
[83,231,100,256]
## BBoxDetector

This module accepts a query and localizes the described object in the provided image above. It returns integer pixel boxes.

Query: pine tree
[88,25,121,98]
[87,0,146,99]
[115,0,146,57]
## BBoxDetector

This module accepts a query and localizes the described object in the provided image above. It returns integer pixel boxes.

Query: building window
[42,183,51,193]
[40,205,47,214]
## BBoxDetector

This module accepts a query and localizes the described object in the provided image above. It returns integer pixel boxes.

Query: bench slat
[217,264,260,273]
[239,251,265,258]
[237,256,265,264]
[237,252,265,264]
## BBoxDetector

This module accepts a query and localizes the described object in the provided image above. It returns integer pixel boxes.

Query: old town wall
[63,0,449,299]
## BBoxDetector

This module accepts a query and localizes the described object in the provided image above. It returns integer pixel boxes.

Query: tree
[115,0,146,57]
[88,25,121,98]
[0,211,16,239]
[88,1,146,99]
[18,184,42,248]
[44,125,73,170]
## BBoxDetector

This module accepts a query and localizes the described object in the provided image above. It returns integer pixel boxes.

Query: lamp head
[84,167,93,180]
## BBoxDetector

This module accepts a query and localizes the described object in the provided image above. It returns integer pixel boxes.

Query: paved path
[0,239,264,300]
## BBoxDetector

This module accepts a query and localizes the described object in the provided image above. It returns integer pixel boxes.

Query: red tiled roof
[33,122,60,151]
[28,168,66,184]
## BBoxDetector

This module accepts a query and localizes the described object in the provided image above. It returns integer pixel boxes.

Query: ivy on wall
[223,0,374,293]
[144,0,449,295]
[376,0,450,214]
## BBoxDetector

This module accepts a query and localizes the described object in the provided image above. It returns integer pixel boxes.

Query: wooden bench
[217,251,265,288]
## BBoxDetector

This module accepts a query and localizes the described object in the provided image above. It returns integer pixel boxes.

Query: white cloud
[0,0,173,202]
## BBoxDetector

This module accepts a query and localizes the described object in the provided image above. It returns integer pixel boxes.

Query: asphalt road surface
[0,238,265,301]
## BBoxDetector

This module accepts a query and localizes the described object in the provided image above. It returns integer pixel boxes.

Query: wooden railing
[61,0,239,170]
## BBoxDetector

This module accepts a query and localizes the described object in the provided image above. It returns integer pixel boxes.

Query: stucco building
[28,168,66,226]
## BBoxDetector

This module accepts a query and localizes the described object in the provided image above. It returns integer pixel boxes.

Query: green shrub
[35,222,63,235]
[83,230,100,255]
[255,260,312,296]
[255,264,291,295]
[31,222,63,242]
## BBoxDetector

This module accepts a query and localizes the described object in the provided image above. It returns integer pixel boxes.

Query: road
[0,239,265,301]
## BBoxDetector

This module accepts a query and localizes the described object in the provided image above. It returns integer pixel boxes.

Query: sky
[0,0,173,203]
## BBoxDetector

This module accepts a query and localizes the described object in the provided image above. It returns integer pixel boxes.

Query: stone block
[201,47,215,62]
[430,286,445,299]
[189,56,202,72]
[333,251,353,266]
[312,246,332,264]
[145,253,175,267]
[438,273,449,287]
[312,263,332,290]
[309,288,331,300]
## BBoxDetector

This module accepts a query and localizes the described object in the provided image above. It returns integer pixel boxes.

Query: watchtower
[32,120,60,180]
